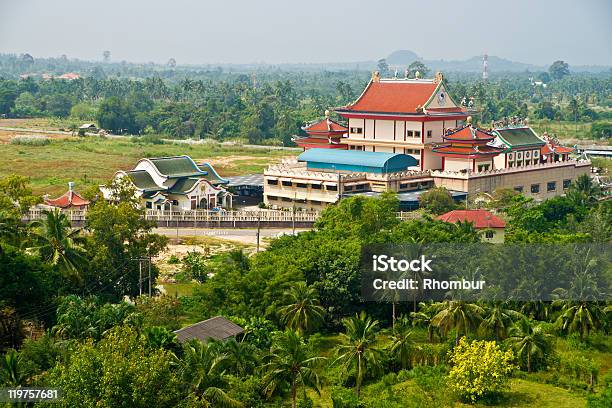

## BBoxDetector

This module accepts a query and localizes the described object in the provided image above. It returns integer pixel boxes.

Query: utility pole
[148,255,152,296]
[138,260,142,297]
[292,191,296,235]
[256,211,261,253]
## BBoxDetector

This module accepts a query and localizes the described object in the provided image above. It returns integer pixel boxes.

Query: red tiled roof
[432,144,504,158]
[438,209,506,229]
[339,80,439,114]
[294,137,348,149]
[45,190,90,209]
[541,142,574,155]
[303,118,347,135]
[444,125,495,142]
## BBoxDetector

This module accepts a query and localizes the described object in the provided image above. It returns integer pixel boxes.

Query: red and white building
[294,111,348,150]
[334,72,468,170]
[438,209,506,242]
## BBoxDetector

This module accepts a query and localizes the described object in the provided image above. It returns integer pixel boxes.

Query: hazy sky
[1,0,611,65]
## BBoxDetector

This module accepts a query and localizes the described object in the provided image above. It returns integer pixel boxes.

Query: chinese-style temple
[44,182,90,210]
[432,119,505,172]
[294,110,348,150]
[264,71,590,211]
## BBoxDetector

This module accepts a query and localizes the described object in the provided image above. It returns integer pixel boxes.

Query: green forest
[0,172,610,407]
[0,55,611,144]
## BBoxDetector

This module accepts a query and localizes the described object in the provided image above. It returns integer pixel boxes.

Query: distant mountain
[386,50,420,65]
[383,50,610,73]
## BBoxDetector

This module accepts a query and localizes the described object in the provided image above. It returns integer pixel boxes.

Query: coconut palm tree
[553,271,606,340]
[479,302,523,340]
[222,338,259,376]
[389,316,417,369]
[180,340,242,408]
[28,209,87,281]
[278,282,325,335]
[431,300,484,345]
[333,312,382,398]
[262,330,323,408]
[509,318,552,373]
[410,302,442,343]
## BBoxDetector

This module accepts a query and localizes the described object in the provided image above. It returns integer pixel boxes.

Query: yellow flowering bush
[448,337,516,403]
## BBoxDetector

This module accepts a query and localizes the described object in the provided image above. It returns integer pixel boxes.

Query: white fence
[24,208,420,226]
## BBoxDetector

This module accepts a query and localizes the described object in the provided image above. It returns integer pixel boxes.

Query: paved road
[153,227,310,245]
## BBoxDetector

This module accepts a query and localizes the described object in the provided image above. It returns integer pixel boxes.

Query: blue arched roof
[298,148,417,173]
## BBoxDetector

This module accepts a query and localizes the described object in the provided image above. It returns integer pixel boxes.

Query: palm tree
[262,330,324,408]
[222,338,258,376]
[479,302,523,340]
[0,350,28,386]
[410,302,442,343]
[552,271,606,340]
[28,209,87,281]
[333,312,382,398]
[180,340,242,407]
[571,174,601,203]
[509,318,552,373]
[278,282,325,335]
[389,316,417,369]
[431,300,484,345]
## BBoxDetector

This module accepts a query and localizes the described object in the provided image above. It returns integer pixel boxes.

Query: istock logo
[372,254,433,272]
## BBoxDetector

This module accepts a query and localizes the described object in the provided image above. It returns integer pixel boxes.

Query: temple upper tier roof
[335,74,465,117]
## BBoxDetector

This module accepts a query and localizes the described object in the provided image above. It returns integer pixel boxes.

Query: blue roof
[298,148,417,171]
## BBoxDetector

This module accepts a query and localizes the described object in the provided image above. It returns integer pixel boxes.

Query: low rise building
[44,182,90,210]
[101,155,233,210]
[438,209,506,243]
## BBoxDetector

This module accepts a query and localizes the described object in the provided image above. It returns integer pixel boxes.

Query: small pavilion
[44,182,90,210]
[294,110,348,150]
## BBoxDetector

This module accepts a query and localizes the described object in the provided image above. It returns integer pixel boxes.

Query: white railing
[24,208,420,225]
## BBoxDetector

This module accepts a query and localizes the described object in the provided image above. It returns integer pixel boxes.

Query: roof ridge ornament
[372,71,381,82]
[434,71,444,84]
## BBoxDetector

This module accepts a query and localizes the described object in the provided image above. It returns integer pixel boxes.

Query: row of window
[508,150,539,160]
[267,196,324,206]
[267,179,338,191]
[508,159,538,167]
[348,128,434,138]
[513,179,572,194]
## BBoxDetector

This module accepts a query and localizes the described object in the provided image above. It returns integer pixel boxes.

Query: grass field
[0,132,294,195]
[530,119,606,145]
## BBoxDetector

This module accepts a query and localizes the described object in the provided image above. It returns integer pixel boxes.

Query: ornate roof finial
[404,68,409,79]
[434,71,444,84]
[466,116,473,125]
[372,71,381,82]
[324,109,330,119]
[415,71,421,79]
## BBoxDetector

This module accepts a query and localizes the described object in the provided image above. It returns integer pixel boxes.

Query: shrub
[9,135,50,146]
[419,187,457,215]
[181,251,208,282]
[447,337,516,403]
[330,386,365,408]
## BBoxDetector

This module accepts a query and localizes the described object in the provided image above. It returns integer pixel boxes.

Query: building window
[311,184,322,190]
[533,150,539,158]
[267,195,277,201]
[531,184,540,193]
[267,179,278,185]
[282,180,292,187]
[399,183,408,189]
[355,184,366,190]
[414,130,421,138]
[350,127,363,134]
[427,130,433,138]
[485,230,494,239]
[508,153,514,160]
[406,130,413,137]
[296,183,307,189]
[547,181,556,192]
[326,185,337,191]
[563,179,571,189]
[525,151,531,159]
[478,164,490,172]
[514,186,523,193]
[281,197,292,202]
[146,201,152,209]
[517,152,523,160]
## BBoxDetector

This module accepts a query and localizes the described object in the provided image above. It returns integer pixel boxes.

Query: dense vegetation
[0,171,610,407]
[1,54,610,144]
